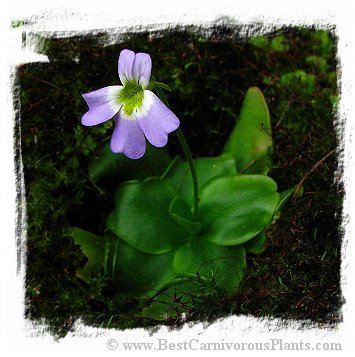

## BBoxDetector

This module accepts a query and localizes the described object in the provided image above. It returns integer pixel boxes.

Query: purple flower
[81,49,180,159]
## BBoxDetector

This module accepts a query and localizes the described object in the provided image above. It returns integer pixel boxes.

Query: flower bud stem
[175,128,199,218]
[152,76,199,218]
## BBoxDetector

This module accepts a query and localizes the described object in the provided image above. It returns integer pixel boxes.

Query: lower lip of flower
[118,81,145,116]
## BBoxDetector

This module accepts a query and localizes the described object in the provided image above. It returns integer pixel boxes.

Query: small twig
[264,75,280,93]
[26,73,69,96]
[276,101,291,128]
[293,149,336,199]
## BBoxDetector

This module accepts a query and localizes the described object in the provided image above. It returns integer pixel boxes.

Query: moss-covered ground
[16,25,342,337]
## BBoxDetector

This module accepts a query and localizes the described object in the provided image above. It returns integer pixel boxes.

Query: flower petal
[136,90,180,147]
[110,112,146,159]
[82,86,122,126]
[118,49,135,85]
[132,53,152,89]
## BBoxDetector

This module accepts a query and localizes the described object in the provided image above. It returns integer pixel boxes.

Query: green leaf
[69,227,109,282]
[223,87,273,175]
[244,231,267,254]
[163,154,237,206]
[106,178,190,254]
[199,175,280,246]
[173,238,246,294]
[169,197,201,235]
[110,237,177,298]
[88,142,171,183]
[275,185,297,213]
[272,185,303,221]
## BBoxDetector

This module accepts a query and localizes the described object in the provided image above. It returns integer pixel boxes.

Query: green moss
[279,70,316,95]
[250,35,269,49]
[11,19,25,28]
[17,27,341,337]
[270,35,290,52]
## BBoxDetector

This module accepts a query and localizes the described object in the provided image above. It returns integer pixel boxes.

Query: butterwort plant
[73,49,297,321]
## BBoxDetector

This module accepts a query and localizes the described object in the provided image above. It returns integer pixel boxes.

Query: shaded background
[16,25,342,337]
